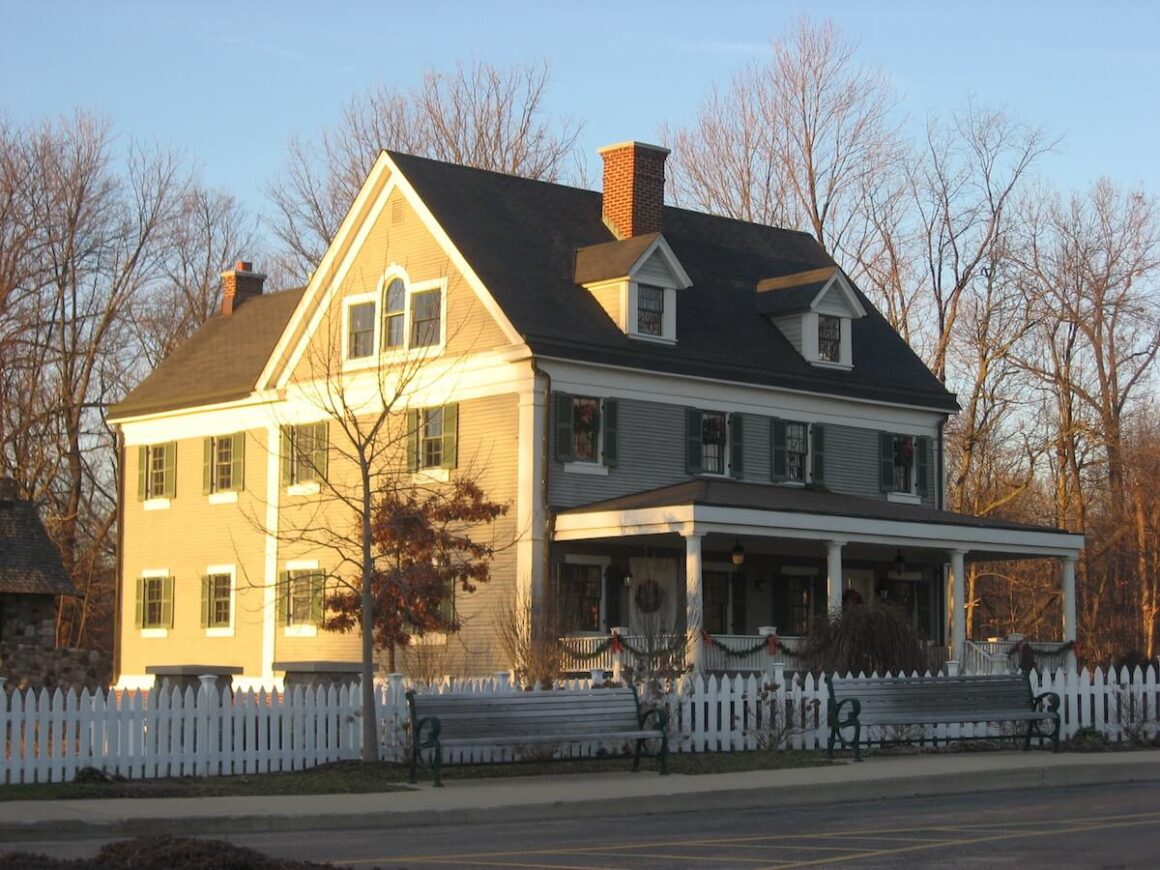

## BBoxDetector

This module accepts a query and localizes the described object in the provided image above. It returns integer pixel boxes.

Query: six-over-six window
[346,274,443,361]
[555,394,618,467]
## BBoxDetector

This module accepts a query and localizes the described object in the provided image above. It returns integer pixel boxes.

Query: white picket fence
[2,666,1158,784]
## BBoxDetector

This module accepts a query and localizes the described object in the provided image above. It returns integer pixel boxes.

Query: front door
[628,556,679,636]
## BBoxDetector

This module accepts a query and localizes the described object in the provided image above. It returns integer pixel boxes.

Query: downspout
[531,359,554,604]
[936,416,947,648]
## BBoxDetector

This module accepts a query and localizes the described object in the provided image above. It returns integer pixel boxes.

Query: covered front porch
[551,480,1085,676]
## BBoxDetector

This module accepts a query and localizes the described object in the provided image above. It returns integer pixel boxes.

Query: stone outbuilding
[0,477,78,648]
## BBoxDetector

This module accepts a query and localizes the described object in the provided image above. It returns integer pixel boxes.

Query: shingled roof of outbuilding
[109,287,305,419]
[388,152,958,412]
[0,481,78,596]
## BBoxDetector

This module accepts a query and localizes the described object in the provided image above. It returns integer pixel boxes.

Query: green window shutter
[601,399,618,467]
[312,422,328,481]
[309,574,325,625]
[203,438,214,495]
[811,424,826,484]
[231,432,245,491]
[916,435,931,495]
[406,410,419,472]
[771,419,787,481]
[277,571,290,625]
[200,575,211,628]
[280,427,293,486]
[554,392,574,462]
[879,432,894,492]
[685,409,703,474]
[441,404,458,470]
[135,576,144,628]
[162,442,177,499]
[137,446,148,501]
[161,575,174,628]
[729,413,744,478]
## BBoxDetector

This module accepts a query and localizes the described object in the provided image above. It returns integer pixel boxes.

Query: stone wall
[0,643,111,693]
[0,594,56,649]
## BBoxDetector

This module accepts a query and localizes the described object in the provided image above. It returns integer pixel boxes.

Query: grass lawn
[0,749,830,801]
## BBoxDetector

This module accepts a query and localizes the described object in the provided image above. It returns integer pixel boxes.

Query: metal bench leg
[659,732,669,775]
[633,737,642,772]
[432,744,444,787]
[853,724,863,762]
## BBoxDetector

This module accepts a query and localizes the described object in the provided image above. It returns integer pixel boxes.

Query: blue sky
[2,1,1157,224]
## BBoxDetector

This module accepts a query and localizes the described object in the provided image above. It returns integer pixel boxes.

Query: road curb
[1,759,1158,843]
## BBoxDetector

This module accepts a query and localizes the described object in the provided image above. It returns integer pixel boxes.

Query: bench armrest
[832,696,861,726]
[1032,691,1060,714]
[640,705,669,732]
[413,714,442,748]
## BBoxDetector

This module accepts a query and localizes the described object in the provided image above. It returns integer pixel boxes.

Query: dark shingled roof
[110,288,305,419]
[0,485,79,596]
[573,233,662,285]
[559,479,1073,536]
[389,152,958,412]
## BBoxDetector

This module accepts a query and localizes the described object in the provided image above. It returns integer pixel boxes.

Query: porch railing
[963,639,1071,675]
[560,634,950,676]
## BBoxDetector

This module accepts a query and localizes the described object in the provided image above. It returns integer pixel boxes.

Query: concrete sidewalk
[0,750,1157,843]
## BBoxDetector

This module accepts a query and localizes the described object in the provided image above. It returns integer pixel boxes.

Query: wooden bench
[826,673,1061,760]
[405,685,669,786]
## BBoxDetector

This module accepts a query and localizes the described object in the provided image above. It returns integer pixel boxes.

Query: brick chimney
[598,141,669,240]
[220,260,266,316]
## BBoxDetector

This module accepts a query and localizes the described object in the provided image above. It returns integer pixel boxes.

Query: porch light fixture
[892,549,906,574]
[623,569,633,588]
[730,539,745,567]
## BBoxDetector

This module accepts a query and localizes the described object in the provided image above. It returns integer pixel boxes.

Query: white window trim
[143,498,171,511]
[696,409,733,478]
[803,312,853,370]
[341,291,380,370]
[208,490,238,505]
[562,554,610,636]
[563,395,608,468]
[283,559,321,636]
[887,491,922,505]
[886,433,921,500]
[205,563,236,637]
[139,568,169,637]
[627,282,677,344]
[378,268,449,362]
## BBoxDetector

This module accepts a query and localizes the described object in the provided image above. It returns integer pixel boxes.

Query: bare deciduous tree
[266,60,582,277]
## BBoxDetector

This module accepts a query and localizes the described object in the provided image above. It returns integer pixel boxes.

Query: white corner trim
[143,498,171,511]
[286,482,321,497]
[208,491,239,505]
[563,461,610,476]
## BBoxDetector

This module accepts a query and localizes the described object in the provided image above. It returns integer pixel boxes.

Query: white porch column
[947,549,967,665]
[1062,555,1078,671]
[825,541,845,612]
[684,532,705,674]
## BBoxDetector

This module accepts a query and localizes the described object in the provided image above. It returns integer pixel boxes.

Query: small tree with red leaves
[322,478,507,671]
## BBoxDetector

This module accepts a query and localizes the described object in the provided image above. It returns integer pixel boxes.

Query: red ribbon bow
[766,633,780,655]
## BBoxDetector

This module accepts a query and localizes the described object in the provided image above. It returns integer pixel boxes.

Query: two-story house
[108,141,1083,688]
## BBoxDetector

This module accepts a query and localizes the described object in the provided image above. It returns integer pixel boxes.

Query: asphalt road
[8,781,1160,868]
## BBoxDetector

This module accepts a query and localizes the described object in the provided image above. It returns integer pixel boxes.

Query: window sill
[143,498,171,511]
[286,483,320,497]
[563,462,609,476]
[205,627,235,637]
[413,467,451,483]
[283,625,318,638]
[208,491,239,505]
[811,359,853,371]
[886,491,922,505]
[411,632,447,646]
[772,479,806,487]
[140,628,169,639]
[627,333,677,346]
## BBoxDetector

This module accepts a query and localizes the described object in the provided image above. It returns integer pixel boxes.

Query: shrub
[796,600,927,675]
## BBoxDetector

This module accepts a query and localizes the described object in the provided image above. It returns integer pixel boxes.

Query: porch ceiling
[553,479,1085,561]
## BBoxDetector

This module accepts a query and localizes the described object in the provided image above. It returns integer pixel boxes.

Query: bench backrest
[827,674,1034,718]
[407,686,644,740]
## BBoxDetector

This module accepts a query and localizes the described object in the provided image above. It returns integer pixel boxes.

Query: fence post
[946,660,960,677]
[590,669,605,687]
[494,671,511,692]
[772,661,788,750]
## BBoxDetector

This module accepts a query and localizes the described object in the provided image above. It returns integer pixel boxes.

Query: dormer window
[818,315,841,363]
[638,285,664,336]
